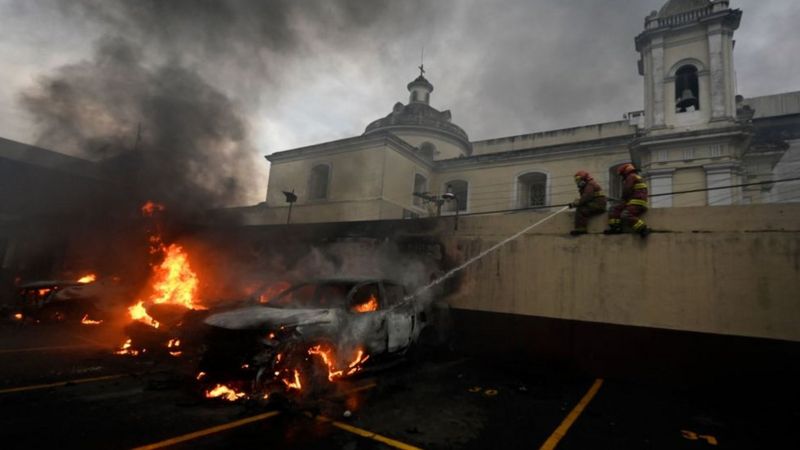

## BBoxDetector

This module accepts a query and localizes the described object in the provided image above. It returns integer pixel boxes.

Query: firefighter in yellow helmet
[568,170,607,236]
[605,163,650,237]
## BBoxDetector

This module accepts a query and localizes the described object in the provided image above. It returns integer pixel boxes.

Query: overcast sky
[1,0,798,202]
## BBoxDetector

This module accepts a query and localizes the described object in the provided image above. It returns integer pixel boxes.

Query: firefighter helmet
[574,170,592,183]
[617,163,636,176]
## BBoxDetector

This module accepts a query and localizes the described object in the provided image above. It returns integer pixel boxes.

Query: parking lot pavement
[0,323,797,449]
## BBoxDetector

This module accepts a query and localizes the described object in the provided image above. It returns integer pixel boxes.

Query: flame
[308,345,370,382]
[141,201,165,217]
[205,384,246,402]
[196,372,206,380]
[352,294,378,313]
[115,338,140,356]
[282,369,302,390]
[150,244,203,310]
[128,300,159,328]
[259,281,291,303]
[77,274,97,284]
[127,242,204,326]
[13,313,23,320]
[37,288,52,297]
[80,314,102,325]
[167,338,182,356]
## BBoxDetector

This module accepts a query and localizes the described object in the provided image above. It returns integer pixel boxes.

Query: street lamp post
[282,190,297,224]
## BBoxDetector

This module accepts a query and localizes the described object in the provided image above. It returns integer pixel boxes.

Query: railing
[646,2,724,29]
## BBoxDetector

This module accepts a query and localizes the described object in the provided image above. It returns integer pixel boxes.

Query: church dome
[364,70,472,156]
[658,0,711,17]
[364,102,470,146]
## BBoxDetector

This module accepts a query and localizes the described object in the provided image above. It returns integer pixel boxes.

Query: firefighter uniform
[606,164,650,237]
[569,171,607,235]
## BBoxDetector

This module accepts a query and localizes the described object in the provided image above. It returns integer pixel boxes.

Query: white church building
[243,0,799,225]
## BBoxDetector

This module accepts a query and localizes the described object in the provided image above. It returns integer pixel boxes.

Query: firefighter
[605,163,650,237]
[568,170,607,235]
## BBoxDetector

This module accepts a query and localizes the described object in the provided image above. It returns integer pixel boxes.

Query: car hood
[204,306,334,330]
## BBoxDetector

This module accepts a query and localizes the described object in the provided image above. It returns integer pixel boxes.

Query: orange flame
[205,384,246,401]
[13,313,23,320]
[167,338,182,357]
[128,300,160,328]
[37,288,52,297]
[282,369,302,390]
[196,372,206,380]
[141,201,165,217]
[80,314,102,325]
[77,274,97,284]
[115,338,141,356]
[150,244,203,310]
[308,345,370,381]
[352,294,378,313]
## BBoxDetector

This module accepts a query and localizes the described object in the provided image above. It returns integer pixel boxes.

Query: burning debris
[80,314,103,325]
[205,384,246,402]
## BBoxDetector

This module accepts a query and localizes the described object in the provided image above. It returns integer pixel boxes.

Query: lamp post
[442,185,459,231]
[282,190,297,224]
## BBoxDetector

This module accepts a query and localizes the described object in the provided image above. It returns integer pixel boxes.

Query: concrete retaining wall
[440,204,800,343]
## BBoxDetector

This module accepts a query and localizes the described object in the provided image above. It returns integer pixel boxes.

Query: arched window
[419,142,436,159]
[675,65,700,113]
[517,172,547,207]
[309,164,330,200]
[413,173,428,207]
[443,180,468,212]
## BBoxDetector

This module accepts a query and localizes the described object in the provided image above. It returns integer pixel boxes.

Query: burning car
[199,276,448,400]
[10,275,106,323]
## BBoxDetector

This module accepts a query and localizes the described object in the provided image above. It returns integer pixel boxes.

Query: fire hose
[405,205,570,301]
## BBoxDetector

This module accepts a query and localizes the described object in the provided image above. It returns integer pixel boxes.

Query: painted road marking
[314,415,423,450]
[132,382,378,449]
[539,378,604,450]
[0,344,95,354]
[132,411,281,450]
[0,374,126,395]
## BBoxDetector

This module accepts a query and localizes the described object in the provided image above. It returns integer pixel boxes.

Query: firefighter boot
[603,225,622,235]
[570,229,588,236]
[638,225,651,238]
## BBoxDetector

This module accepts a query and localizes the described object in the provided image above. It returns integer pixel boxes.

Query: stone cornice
[265,132,434,169]
[434,135,633,170]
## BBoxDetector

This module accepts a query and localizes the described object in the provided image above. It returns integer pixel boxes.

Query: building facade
[246,0,799,225]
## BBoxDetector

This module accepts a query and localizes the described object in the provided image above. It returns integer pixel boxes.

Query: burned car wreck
[198,277,449,401]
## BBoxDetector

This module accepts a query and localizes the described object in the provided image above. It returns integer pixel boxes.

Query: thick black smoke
[21,35,255,210]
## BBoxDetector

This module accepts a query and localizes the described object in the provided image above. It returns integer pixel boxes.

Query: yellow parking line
[132,411,281,450]
[0,374,126,395]
[315,415,423,450]
[539,378,604,450]
[0,344,94,354]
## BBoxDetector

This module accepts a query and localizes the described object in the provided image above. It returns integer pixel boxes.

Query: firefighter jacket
[622,173,648,208]
[576,179,607,207]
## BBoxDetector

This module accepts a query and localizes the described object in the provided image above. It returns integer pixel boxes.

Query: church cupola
[407,65,433,105]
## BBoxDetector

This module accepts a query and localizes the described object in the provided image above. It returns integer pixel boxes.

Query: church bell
[676,88,699,111]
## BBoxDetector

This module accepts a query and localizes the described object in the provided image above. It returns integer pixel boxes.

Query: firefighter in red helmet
[605,163,650,237]
[568,170,607,235]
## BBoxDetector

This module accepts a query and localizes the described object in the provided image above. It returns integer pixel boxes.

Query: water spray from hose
[405,206,570,301]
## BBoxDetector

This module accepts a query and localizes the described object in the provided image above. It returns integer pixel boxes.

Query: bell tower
[635,0,741,131]
[630,1,755,208]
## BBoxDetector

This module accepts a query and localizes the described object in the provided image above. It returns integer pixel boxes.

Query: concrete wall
[441,204,800,343]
